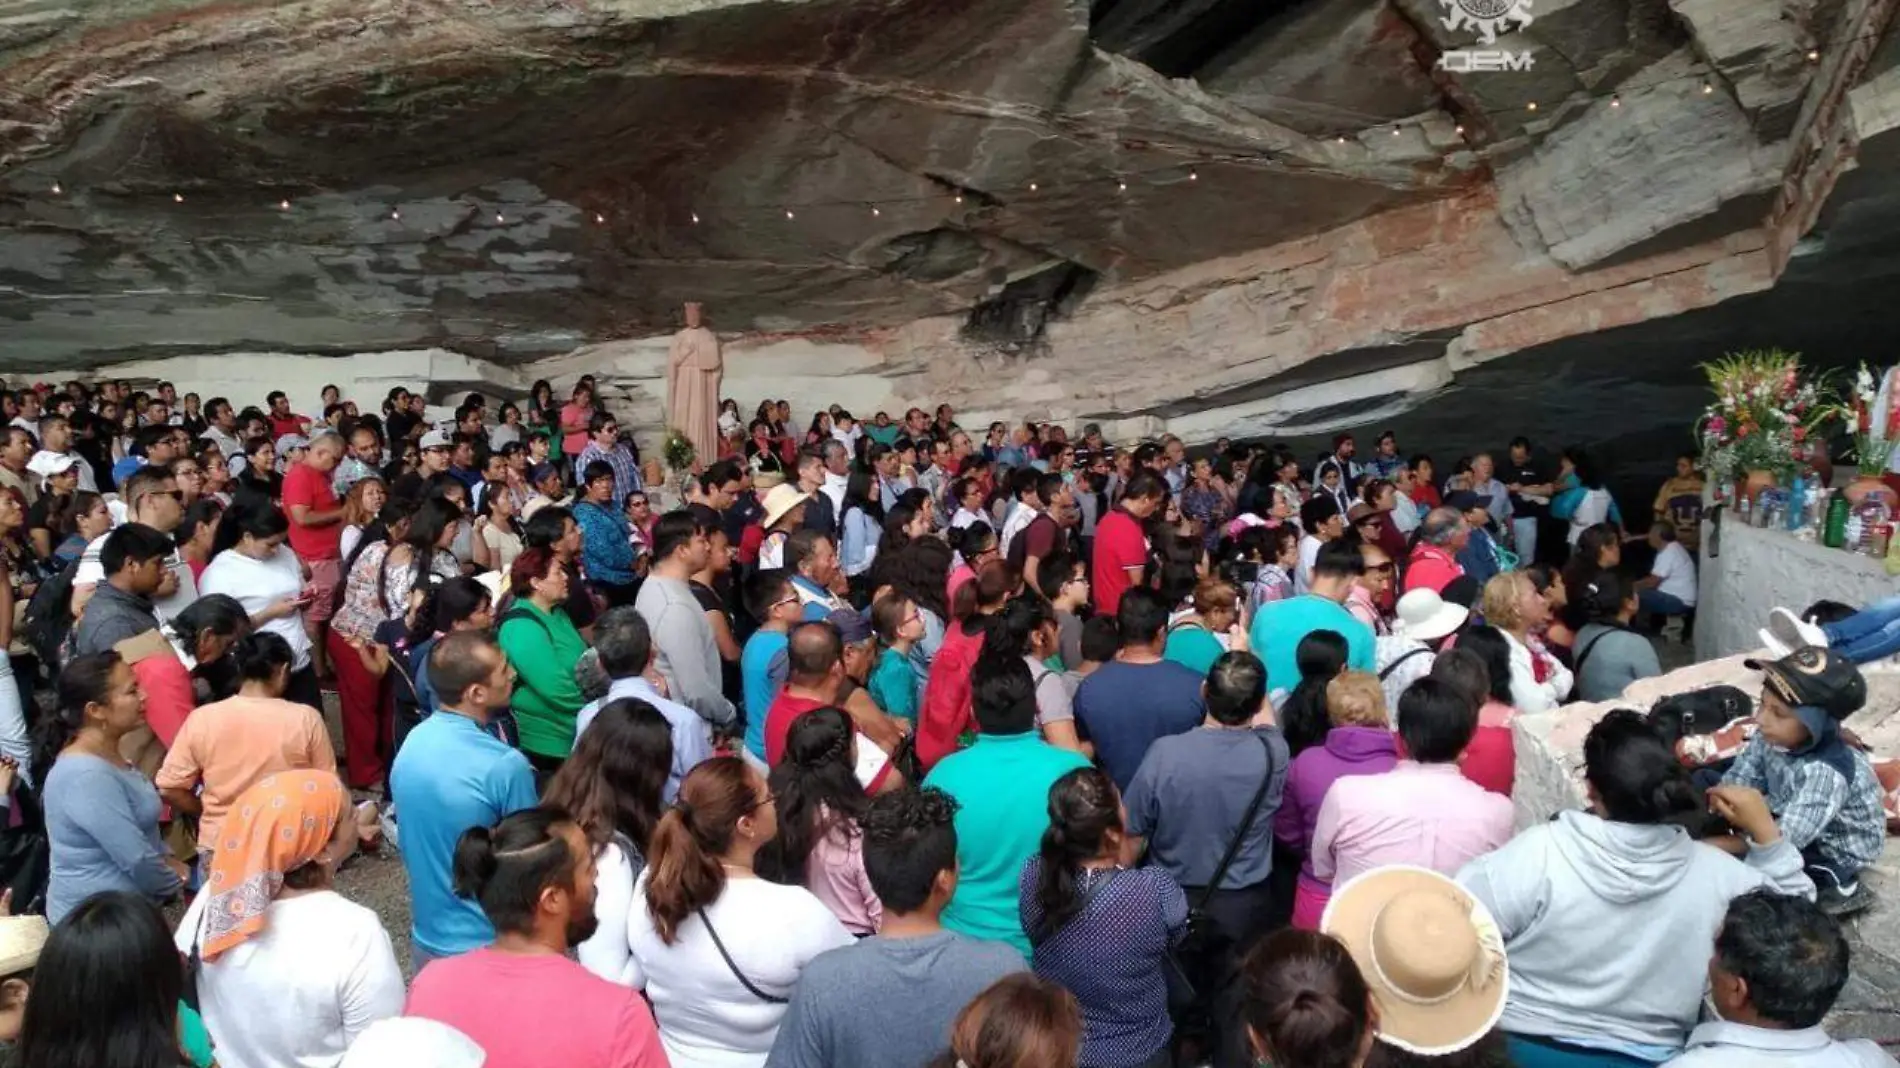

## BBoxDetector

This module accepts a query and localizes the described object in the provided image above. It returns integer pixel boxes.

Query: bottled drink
[1824,493,1850,549]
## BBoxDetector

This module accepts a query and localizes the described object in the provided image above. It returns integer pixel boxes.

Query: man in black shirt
[1503,436,1557,566]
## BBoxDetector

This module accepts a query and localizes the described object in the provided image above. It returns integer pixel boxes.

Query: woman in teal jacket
[496,546,589,770]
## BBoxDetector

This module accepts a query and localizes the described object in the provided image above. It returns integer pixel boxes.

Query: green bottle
[1824,493,1850,548]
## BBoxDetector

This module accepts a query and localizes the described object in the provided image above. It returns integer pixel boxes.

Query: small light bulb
[50,181,61,195]
[1028,182,1038,191]
[1392,125,1402,136]
[691,212,700,224]
[594,212,605,224]
[279,199,290,210]
[1188,170,1198,181]
[391,208,401,220]
[1336,135,1347,144]
[1454,124,1466,136]
[1526,101,1538,112]
[785,209,795,219]
[1807,49,1820,62]
[495,212,505,223]
[953,194,963,204]
[1610,94,1622,108]
[871,206,880,217]
[173,192,184,203]
[1702,81,1714,94]
[1117,180,1127,192]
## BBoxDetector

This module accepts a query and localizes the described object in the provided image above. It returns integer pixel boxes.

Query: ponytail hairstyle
[1583,709,1703,829]
[1240,928,1374,1068]
[451,806,580,938]
[232,631,296,689]
[953,555,1016,625]
[979,594,1052,673]
[168,593,251,664]
[757,707,865,885]
[1032,767,1123,943]
[32,652,123,787]
[210,496,289,559]
[1577,569,1632,626]
[1279,629,1350,757]
[409,575,493,646]
[47,491,104,540]
[644,756,763,944]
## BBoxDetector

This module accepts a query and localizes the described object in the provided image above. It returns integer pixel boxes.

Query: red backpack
[917,618,988,770]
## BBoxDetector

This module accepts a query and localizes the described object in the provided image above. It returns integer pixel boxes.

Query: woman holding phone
[201,499,325,713]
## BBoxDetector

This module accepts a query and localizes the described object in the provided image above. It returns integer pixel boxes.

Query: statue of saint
[666,301,723,468]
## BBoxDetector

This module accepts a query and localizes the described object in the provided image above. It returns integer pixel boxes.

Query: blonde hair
[1325,671,1387,728]
[1192,577,1239,617]
[1480,571,1536,633]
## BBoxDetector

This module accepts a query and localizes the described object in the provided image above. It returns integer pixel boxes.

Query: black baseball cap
[1445,490,1486,513]
[1744,646,1867,719]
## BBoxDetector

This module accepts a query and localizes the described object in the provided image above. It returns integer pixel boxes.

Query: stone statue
[666,301,723,467]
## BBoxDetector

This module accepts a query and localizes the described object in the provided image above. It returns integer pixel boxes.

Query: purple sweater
[1273,726,1399,877]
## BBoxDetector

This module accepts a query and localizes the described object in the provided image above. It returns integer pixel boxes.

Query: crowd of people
[0,376,1890,1068]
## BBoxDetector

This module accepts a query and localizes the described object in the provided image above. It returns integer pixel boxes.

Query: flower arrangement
[1694,348,1825,484]
[661,426,696,472]
[1819,363,1900,475]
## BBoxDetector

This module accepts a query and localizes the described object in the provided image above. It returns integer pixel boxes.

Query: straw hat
[1390,589,1468,644]
[761,484,810,529]
[0,914,49,976]
[1321,865,1508,1056]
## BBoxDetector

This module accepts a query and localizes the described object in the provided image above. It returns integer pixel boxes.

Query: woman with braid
[757,707,881,936]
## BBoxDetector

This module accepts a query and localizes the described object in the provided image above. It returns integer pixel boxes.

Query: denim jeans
[1638,588,1691,618]
[1822,593,1900,663]
[1513,516,1540,567]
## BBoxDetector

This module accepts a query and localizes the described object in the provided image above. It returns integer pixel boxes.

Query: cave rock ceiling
[0,0,1869,367]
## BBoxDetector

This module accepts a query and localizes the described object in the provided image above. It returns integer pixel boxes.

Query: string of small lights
[16,24,1884,226]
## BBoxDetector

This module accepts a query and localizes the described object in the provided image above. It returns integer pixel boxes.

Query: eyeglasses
[770,594,801,610]
[747,792,777,813]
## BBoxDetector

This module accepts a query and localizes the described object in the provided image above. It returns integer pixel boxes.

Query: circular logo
[1457,0,1516,16]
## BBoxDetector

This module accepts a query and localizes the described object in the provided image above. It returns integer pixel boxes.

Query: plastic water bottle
[1787,476,1808,531]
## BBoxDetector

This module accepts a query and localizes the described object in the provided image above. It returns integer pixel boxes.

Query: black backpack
[21,558,80,678]
[1647,686,1752,748]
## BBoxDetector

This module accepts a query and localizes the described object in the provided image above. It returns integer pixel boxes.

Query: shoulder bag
[1167,731,1277,1013]
[698,907,786,1004]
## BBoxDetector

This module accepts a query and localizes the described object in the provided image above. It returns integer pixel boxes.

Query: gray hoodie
[1458,810,1813,1055]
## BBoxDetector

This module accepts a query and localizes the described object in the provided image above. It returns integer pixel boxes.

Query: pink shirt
[1310,761,1513,888]
[806,814,883,936]
[1403,543,1463,594]
[407,948,669,1068]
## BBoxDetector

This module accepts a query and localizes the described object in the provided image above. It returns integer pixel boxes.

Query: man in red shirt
[1403,506,1469,594]
[284,431,345,678]
[406,808,668,1068]
[765,621,893,791]
[1092,468,1167,616]
[265,390,312,441]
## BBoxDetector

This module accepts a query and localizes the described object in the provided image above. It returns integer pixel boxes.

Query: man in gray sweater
[767,788,1024,1068]
[634,510,735,729]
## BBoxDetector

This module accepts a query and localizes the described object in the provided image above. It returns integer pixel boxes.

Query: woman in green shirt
[497,547,589,770]
[1163,577,1245,677]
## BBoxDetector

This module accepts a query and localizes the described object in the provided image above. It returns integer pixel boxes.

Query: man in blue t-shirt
[1250,539,1375,693]
[1073,588,1207,791]
[390,631,538,974]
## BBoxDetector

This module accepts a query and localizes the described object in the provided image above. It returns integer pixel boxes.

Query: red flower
[1793,426,1807,443]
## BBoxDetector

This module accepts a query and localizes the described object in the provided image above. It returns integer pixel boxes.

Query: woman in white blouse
[200,501,322,711]
[177,769,399,1068]
[1478,572,1572,714]
[626,756,851,1068]
[546,697,673,985]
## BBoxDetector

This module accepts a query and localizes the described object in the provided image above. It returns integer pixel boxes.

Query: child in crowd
[1720,647,1886,916]
[740,568,805,769]
[868,592,921,728]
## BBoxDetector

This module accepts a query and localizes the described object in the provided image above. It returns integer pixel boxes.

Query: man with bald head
[1404,506,1469,595]
[762,620,895,792]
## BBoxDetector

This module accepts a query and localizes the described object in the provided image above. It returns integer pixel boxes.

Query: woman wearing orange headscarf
[176,770,402,1068]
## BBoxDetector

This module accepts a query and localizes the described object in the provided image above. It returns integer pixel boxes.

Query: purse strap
[1197,732,1276,911]
[697,908,787,1004]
